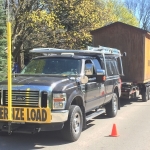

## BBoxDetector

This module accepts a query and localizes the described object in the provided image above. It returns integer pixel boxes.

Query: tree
[4,0,61,68]
[42,0,117,49]
[100,0,139,27]
[3,0,139,69]
[6,0,117,62]
[0,0,7,81]
[33,0,139,50]
[124,0,150,31]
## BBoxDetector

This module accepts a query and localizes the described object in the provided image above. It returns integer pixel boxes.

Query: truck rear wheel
[61,105,83,142]
[148,87,150,100]
[105,93,118,117]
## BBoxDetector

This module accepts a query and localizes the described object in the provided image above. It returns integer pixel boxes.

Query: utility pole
[7,0,12,121]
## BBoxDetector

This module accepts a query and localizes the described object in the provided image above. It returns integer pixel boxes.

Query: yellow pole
[7,22,12,121]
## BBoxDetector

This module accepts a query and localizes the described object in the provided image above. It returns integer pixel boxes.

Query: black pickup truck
[0,47,124,142]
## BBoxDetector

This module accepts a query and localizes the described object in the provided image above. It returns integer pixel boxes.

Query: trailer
[90,22,150,101]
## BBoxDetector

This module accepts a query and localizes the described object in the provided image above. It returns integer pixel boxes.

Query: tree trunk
[12,42,24,72]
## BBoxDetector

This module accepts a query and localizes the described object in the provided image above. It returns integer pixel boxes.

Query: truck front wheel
[105,93,118,118]
[61,105,83,142]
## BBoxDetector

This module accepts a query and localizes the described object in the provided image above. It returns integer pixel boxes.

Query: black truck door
[84,59,105,112]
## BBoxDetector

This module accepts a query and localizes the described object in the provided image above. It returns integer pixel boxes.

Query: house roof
[90,22,149,35]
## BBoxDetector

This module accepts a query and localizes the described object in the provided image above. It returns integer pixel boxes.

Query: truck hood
[0,76,77,91]
[1,76,70,85]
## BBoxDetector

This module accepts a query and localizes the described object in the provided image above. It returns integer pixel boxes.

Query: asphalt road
[1,97,150,150]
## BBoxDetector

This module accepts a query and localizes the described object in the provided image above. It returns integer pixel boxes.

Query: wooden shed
[90,22,150,83]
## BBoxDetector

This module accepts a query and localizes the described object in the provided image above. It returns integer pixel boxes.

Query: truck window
[117,57,123,75]
[98,55,105,70]
[21,58,81,75]
[110,60,119,75]
[92,59,102,71]
[106,60,113,76]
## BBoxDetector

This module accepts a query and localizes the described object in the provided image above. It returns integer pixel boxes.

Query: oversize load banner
[0,107,51,123]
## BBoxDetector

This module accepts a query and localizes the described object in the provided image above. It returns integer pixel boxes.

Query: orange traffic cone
[109,124,119,137]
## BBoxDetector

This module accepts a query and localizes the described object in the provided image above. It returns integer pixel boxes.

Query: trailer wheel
[148,87,150,100]
[61,105,83,142]
[105,93,118,117]
[142,89,148,102]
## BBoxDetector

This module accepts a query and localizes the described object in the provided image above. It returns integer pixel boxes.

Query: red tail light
[102,75,106,81]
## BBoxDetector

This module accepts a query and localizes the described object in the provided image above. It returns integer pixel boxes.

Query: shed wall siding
[92,24,145,82]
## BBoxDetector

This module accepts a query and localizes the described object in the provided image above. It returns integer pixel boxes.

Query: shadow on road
[120,97,143,107]
[0,120,96,150]
[83,120,95,131]
[0,131,70,150]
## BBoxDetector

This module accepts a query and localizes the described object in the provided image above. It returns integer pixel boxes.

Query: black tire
[142,89,148,102]
[133,92,137,100]
[105,93,118,118]
[148,87,150,100]
[61,105,83,142]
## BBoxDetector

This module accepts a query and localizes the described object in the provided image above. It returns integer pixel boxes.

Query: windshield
[21,57,81,75]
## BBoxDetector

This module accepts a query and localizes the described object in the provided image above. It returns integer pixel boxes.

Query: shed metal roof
[90,22,149,35]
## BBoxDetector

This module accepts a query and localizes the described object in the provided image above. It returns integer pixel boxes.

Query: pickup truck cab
[0,46,124,142]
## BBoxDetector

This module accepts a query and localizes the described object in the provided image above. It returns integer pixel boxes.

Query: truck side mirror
[85,63,93,75]
[96,69,106,83]
[80,76,88,84]
[122,52,127,57]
